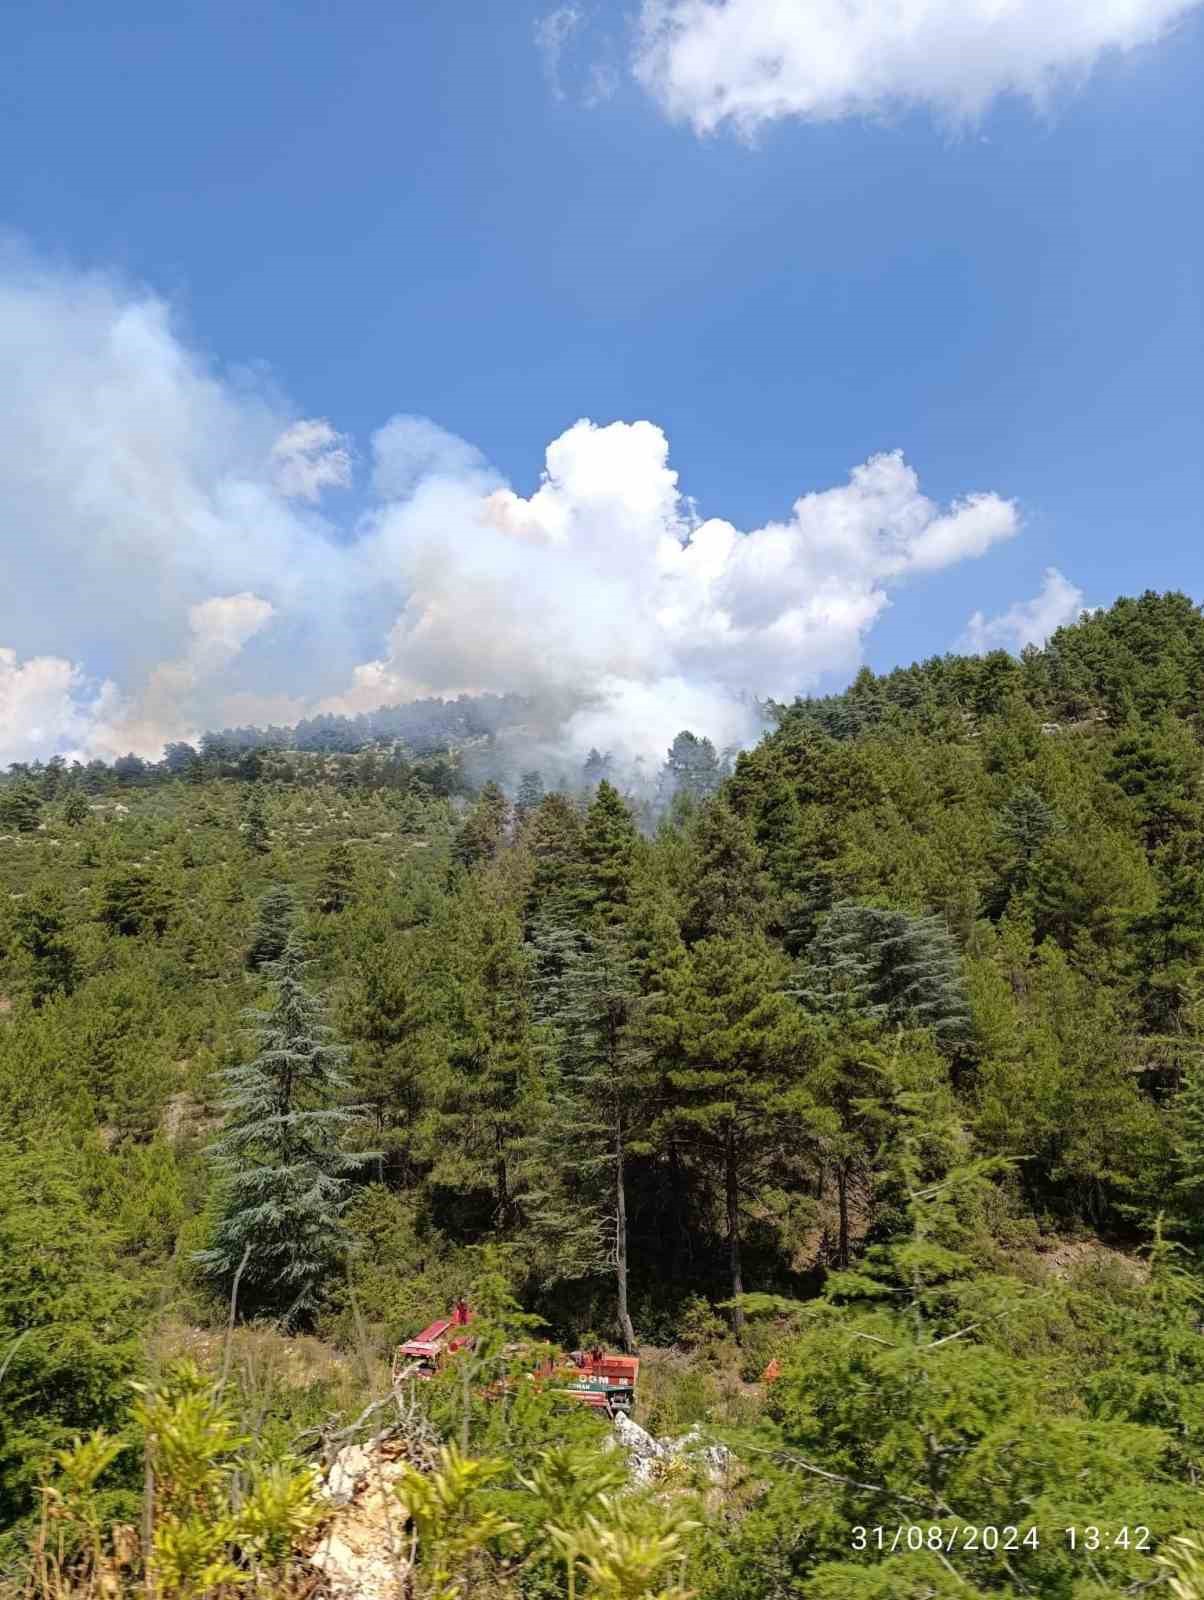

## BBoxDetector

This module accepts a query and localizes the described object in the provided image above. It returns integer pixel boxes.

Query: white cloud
[0,253,1022,768]
[960,566,1084,654]
[535,6,584,99]
[633,0,1202,135]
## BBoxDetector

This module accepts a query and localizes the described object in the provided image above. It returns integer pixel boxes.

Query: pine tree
[163,740,199,775]
[39,756,65,802]
[809,1027,893,1267]
[452,781,511,871]
[242,783,270,855]
[0,1142,139,1528]
[528,927,645,1350]
[316,841,355,914]
[580,780,639,926]
[1132,839,1204,1032]
[581,747,612,791]
[11,884,79,1007]
[795,902,971,1048]
[660,730,722,805]
[344,922,440,1186]
[749,771,804,892]
[522,792,587,931]
[679,796,769,945]
[1172,1049,1204,1237]
[1105,720,1201,851]
[61,787,89,827]
[0,782,42,834]
[998,782,1064,864]
[651,930,819,1335]
[98,866,171,938]
[246,883,297,970]
[431,885,536,1225]
[514,769,545,825]
[196,934,371,1324]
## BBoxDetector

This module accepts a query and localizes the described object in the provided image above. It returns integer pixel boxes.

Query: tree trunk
[495,1145,510,1223]
[615,1140,637,1354]
[725,1127,744,1339]
[836,1161,850,1269]
[667,1140,690,1280]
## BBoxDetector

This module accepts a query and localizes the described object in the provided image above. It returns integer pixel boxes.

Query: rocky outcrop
[610,1411,732,1486]
[309,1438,425,1600]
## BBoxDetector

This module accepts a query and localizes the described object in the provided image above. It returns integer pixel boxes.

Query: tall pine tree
[651,930,819,1335]
[679,796,770,945]
[430,883,537,1226]
[580,779,640,927]
[197,934,371,1324]
[452,781,511,871]
[528,927,645,1350]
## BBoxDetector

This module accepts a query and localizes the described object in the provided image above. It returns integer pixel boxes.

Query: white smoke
[0,253,1023,767]
[83,593,277,762]
[271,420,352,503]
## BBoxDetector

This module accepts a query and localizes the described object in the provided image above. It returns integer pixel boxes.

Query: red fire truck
[391,1302,639,1417]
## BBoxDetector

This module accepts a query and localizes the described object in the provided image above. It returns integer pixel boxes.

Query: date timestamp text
[851,1525,1153,1555]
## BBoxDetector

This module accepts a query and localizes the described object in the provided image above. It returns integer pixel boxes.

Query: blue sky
[1,0,1202,762]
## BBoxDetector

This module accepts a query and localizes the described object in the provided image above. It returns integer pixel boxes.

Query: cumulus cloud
[633,0,1202,135]
[960,566,1084,654]
[0,252,1022,767]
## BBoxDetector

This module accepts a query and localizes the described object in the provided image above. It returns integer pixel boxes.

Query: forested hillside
[3,591,1204,1599]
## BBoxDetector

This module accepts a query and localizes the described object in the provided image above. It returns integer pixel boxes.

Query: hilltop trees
[662,730,723,803]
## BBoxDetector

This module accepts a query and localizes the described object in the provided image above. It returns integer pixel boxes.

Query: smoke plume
[0,252,1022,768]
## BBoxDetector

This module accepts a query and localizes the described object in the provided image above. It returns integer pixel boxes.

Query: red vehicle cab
[559,1348,639,1415]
